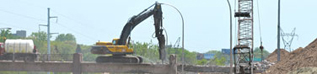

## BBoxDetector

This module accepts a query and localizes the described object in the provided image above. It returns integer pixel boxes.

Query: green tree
[197,59,208,65]
[27,31,48,53]
[80,44,98,61]
[55,33,76,43]
[132,42,197,64]
[29,31,48,41]
[214,56,226,66]
[0,29,21,42]
[253,47,270,59]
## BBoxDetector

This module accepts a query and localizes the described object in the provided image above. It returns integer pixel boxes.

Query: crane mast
[233,0,254,73]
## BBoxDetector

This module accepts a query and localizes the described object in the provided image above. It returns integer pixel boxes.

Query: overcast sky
[0,0,316,53]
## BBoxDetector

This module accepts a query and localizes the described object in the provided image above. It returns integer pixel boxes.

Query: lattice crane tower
[233,0,254,73]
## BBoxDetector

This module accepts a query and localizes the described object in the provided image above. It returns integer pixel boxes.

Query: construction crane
[90,2,166,63]
[173,37,181,48]
[233,0,254,73]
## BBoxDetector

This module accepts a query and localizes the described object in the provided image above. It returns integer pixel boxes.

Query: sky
[0,0,316,53]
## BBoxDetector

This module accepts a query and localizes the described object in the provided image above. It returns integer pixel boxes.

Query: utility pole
[47,8,51,61]
[277,0,281,62]
[47,8,58,61]
[42,8,57,74]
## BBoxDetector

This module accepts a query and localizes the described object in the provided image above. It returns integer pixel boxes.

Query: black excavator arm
[117,2,166,60]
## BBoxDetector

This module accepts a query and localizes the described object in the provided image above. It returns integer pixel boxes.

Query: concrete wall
[0,53,177,74]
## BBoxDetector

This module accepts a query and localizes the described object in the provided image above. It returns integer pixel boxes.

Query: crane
[233,0,254,73]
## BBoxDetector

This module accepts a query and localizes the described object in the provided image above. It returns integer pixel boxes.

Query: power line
[50,10,92,28]
[50,9,102,36]
[0,22,37,31]
[47,9,100,41]
[0,9,46,22]
[17,0,47,9]
[54,23,98,41]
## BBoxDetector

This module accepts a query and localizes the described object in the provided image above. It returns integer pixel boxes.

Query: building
[12,30,26,38]
[196,53,215,60]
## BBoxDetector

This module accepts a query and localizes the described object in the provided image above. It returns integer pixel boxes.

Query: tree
[132,42,197,64]
[214,56,226,66]
[205,50,223,59]
[0,29,21,42]
[29,31,48,41]
[197,59,208,65]
[253,47,270,59]
[55,33,76,43]
[27,31,48,53]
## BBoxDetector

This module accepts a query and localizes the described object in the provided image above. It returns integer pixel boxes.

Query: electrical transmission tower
[281,28,298,52]
[233,0,254,73]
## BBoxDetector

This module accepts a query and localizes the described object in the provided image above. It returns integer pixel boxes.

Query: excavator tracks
[96,55,143,63]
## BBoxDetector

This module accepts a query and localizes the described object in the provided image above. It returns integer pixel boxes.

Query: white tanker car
[0,39,39,62]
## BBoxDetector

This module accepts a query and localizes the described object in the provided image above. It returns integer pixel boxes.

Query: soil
[265,49,289,62]
[265,38,317,74]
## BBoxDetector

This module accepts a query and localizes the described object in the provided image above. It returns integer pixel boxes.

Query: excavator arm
[117,2,166,60]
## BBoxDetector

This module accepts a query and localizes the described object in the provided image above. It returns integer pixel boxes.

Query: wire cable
[50,10,92,29]
[257,0,263,45]
[54,23,98,41]
[0,9,46,22]
[0,22,37,31]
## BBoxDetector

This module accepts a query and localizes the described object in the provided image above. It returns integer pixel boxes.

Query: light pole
[160,3,184,73]
[226,0,233,73]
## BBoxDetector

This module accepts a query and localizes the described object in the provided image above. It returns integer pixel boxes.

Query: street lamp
[226,0,233,73]
[160,3,184,73]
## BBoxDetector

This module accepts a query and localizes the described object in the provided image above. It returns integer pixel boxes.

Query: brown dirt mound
[266,49,289,62]
[290,47,304,54]
[266,38,317,74]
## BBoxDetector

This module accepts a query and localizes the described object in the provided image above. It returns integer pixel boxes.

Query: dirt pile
[266,38,317,74]
[265,49,289,62]
[290,47,304,54]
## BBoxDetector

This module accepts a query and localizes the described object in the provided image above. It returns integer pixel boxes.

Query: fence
[39,54,73,61]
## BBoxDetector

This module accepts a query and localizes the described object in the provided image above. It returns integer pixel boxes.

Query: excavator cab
[112,38,119,45]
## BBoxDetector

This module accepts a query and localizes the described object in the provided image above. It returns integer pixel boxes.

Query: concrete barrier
[0,53,178,74]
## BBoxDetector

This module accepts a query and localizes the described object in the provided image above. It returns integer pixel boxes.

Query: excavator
[91,2,166,63]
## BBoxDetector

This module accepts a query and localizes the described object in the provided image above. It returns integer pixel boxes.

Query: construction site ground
[265,38,317,74]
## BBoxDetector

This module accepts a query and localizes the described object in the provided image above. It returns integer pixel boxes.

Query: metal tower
[281,28,298,52]
[173,37,181,48]
[233,0,254,73]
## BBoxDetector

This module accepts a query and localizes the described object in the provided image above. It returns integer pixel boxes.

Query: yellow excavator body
[91,39,134,55]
